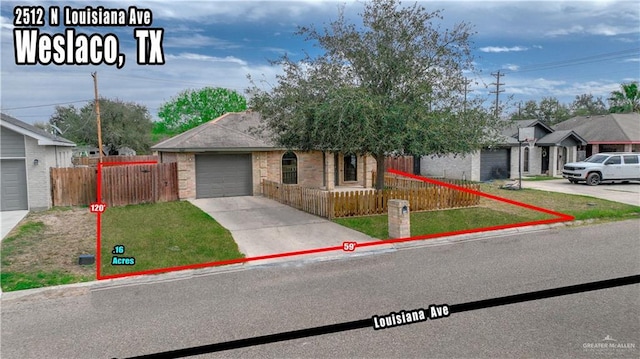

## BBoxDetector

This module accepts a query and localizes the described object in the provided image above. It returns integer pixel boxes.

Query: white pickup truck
[562,152,640,185]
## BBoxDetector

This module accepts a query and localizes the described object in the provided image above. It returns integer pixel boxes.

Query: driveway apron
[1,210,29,241]
[189,197,393,265]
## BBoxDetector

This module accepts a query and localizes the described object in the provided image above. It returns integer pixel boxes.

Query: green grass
[0,272,93,292]
[100,201,244,276]
[480,183,640,221]
[335,183,640,239]
[1,220,93,292]
[334,207,544,239]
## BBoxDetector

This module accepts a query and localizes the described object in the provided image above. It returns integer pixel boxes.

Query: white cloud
[166,53,248,66]
[546,23,639,37]
[545,25,584,37]
[479,46,528,53]
[503,64,520,71]
[163,34,241,49]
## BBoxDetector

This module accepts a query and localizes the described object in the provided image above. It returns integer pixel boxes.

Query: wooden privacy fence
[51,162,178,207]
[100,163,179,207]
[72,155,159,167]
[385,155,414,173]
[51,167,97,207]
[261,178,480,219]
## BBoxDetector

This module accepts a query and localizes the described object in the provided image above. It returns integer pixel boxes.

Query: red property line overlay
[95,165,574,280]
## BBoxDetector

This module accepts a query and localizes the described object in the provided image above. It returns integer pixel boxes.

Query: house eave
[1,121,76,147]
[152,147,286,153]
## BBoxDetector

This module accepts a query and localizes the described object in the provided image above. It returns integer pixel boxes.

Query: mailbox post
[388,199,410,238]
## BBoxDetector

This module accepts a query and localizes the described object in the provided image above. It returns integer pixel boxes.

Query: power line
[1,99,92,111]
[502,48,640,74]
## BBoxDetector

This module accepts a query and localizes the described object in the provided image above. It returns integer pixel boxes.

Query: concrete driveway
[189,197,393,265]
[522,179,640,206]
[1,210,29,241]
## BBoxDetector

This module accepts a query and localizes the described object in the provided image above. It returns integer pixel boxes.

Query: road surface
[2,220,639,358]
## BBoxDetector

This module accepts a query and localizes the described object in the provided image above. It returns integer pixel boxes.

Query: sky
[1,0,639,125]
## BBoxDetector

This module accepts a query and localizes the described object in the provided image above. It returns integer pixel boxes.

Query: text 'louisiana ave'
[372,304,450,330]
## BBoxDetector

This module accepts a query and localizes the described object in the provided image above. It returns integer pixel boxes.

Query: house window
[523,147,530,172]
[344,154,357,181]
[600,144,624,152]
[282,152,298,184]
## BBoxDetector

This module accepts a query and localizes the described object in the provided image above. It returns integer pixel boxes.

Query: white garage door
[1,159,28,211]
[195,154,253,198]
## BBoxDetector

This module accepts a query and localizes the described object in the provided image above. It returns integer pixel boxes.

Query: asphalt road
[2,220,639,359]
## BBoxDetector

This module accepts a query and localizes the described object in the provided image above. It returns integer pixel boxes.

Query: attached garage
[195,154,253,198]
[1,160,28,211]
[480,148,510,181]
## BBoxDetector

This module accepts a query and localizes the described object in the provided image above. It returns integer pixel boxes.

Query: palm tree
[609,82,640,113]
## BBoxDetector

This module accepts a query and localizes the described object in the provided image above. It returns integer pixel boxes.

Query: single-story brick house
[420,119,587,181]
[1,113,76,211]
[151,111,377,199]
[553,113,640,159]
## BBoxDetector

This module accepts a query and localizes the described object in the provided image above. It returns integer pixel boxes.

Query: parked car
[562,152,640,185]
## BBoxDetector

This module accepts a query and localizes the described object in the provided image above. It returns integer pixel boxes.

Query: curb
[0,220,597,302]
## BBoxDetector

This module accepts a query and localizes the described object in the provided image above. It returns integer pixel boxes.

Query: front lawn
[334,181,640,239]
[100,201,244,276]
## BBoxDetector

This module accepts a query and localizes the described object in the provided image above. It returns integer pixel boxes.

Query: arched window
[282,152,297,184]
[523,147,530,172]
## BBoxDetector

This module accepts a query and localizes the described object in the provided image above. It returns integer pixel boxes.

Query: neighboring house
[1,113,76,211]
[420,119,586,181]
[72,146,106,157]
[553,113,640,159]
[151,111,377,199]
[72,145,136,157]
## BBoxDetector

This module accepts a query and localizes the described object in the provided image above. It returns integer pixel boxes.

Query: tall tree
[609,82,640,113]
[509,97,571,125]
[571,93,608,116]
[156,87,247,136]
[538,97,571,125]
[249,0,500,189]
[50,98,153,154]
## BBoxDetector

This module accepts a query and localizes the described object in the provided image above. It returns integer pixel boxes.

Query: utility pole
[490,71,505,118]
[91,72,104,163]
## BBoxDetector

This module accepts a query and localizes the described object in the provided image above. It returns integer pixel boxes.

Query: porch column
[324,151,335,191]
[549,146,558,177]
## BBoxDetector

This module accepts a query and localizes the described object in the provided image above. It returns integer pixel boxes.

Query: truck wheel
[586,172,601,186]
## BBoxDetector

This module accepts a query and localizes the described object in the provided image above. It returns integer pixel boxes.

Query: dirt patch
[2,207,96,277]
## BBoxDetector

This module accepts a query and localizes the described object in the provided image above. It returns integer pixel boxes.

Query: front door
[541,147,549,174]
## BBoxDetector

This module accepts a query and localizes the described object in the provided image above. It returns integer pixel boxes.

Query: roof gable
[1,113,75,147]
[536,130,587,146]
[151,111,277,152]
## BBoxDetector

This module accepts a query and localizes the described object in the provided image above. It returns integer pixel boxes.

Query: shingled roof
[1,113,75,146]
[536,130,587,146]
[553,113,640,143]
[151,111,280,152]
